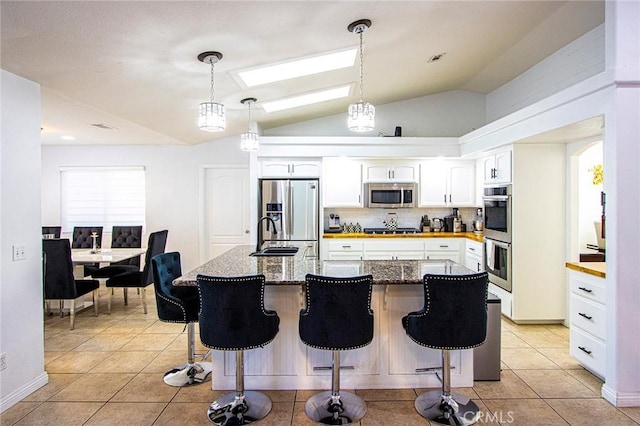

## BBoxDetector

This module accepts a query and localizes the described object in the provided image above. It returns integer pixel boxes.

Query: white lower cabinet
[363,240,424,260]
[325,240,363,260]
[568,269,606,379]
[425,239,462,263]
[464,240,484,273]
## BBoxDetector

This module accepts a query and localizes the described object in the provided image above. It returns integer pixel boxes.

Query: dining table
[71,248,146,277]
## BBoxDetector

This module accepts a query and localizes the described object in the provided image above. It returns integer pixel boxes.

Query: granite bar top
[566,261,606,278]
[174,244,474,287]
[323,231,484,242]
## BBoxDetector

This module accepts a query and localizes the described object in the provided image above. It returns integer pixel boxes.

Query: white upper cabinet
[419,160,475,207]
[483,148,512,184]
[363,161,417,182]
[260,159,321,178]
[323,158,363,207]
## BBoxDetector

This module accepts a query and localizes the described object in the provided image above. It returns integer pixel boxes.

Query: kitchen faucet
[256,216,278,252]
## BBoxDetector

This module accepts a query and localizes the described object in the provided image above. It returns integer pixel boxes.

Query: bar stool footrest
[415,390,481,425]
[305,391,367,425]
[163,361,212,387]
[207,391,272,425]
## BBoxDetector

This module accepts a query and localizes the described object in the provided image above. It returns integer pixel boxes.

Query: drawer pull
[578,312,593,320]
[578,286,593,293]
[469,247,476,251]
[341,245,351,249]
[578,346,592,355]
[439,245,449,248]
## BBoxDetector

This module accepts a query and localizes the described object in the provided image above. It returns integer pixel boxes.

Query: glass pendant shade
[199,101,226,132]
[240,131,259,151]
[348,101,375,132]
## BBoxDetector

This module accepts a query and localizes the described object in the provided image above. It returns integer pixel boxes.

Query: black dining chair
[42,226,61,238]
[91,225,143,279]
[105,229,168,314]
[72,226,104,276]
[43,238,100,330]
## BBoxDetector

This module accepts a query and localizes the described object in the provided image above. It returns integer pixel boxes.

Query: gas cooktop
[363,227,422,235]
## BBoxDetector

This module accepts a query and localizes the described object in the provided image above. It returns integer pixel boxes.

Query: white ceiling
[1,1,604,146]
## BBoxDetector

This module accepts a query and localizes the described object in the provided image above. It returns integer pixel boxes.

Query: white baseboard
[602,383,640,407]
[0,372,49,413]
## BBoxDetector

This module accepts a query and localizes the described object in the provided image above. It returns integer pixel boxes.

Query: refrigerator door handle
[286,181,293,240]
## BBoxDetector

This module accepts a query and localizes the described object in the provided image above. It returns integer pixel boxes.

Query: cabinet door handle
[578,286,593,293]
[578,312,593,320]
[444,194,447,203]
[449,194,452,203]
[578,346,592,355]
[477,262,481,272]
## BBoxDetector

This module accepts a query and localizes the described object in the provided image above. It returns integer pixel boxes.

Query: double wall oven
[483,185,512,292]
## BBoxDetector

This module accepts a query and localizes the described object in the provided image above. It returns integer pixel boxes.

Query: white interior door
[204,167,250,260]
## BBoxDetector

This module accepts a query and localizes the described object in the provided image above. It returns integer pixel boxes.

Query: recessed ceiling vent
[428,53,447,63]
[90,123,116,130]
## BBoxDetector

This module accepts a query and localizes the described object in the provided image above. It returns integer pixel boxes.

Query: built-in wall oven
[482,184,511,243]
[484,238,512,292]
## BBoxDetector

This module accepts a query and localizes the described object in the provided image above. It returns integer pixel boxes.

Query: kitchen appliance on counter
[431,218,444,232]
[326,213,342,233]
[483,184,511,243]
[420,215,431,233]
[363,227,421,235]
[473,208,484,233]
[259,179,319,257]
[364,182,416,208]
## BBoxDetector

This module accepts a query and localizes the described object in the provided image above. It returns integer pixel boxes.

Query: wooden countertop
[323,231,484,243]
[566,262,606,278]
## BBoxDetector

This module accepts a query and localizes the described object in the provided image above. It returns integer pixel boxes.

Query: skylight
[237,49,357,87]
[261,86,351,113]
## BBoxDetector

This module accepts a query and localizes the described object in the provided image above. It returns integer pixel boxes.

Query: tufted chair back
[299,274,374,350]
[42,239,77,299]
[403,272,488,350]
[197,274,280,351]
[42,226,62,238]
[111,226,143,267]
[71,226,103,249]
[151,252,199,324]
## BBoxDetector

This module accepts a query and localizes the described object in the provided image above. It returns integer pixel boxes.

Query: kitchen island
[175,244,479,390]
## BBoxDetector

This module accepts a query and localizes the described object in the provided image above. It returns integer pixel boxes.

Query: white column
[602,0,640,408]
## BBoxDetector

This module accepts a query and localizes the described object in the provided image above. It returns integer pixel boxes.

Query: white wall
[264,90,486,137]
[487,24,605,122]
[0,70,48,411]
[41,138,249,273]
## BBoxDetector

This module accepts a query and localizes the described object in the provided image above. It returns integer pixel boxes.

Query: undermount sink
[250,246,299,257]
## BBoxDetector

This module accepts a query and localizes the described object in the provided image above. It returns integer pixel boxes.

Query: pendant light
[198,51,226,132]
[347,19,375,132]
[240,97,259,151]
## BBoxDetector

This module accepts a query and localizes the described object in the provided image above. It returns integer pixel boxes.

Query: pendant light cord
[247,100,252,132]
[209,61,216,103]
[358,30,364,102]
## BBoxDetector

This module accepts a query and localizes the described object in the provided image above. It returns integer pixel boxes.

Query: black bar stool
[402,272,488,425]
[197,274,280,425]
[299,273,374,425]
[151,252,212,386]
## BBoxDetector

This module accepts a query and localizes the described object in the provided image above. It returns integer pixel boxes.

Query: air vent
[428,53,446,63]
[90,123,116,130]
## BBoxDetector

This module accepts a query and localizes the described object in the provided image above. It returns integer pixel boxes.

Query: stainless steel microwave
[365,182,416,208]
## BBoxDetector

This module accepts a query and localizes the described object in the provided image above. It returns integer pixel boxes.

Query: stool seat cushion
[402,273,488,350]
[299,274,374,351]
[197,274,279,351]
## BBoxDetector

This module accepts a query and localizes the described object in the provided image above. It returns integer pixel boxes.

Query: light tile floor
[3,287,640,426]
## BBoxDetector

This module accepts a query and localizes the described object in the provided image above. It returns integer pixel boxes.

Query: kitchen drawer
[570,326,606,378]
[327,241,364,252]
[570,294,606,340]
[365,240,424,252]
[425,240,461,251]
[569,273,606,305]
[466,240,482,256]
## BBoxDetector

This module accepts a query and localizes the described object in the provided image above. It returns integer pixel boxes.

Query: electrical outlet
[0,353,6,371]
[12,245,26,261]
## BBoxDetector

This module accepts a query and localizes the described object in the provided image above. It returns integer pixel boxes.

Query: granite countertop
[323,231,485,242]
[566,261,606,278]
[174,244,474,287]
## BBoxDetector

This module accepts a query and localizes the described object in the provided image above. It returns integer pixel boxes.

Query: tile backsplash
[324,207,480,231]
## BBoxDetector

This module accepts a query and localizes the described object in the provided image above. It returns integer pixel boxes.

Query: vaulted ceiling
[1,1,604,146]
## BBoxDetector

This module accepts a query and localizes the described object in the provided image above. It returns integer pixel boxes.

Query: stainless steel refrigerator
[259,179,319,257]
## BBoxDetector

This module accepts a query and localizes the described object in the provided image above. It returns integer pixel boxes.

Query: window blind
[60,167,146,233]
